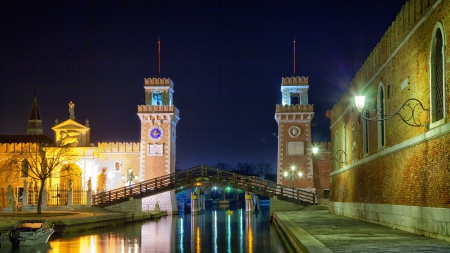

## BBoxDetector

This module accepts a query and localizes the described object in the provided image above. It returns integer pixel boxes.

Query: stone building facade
[275,76,332,200]
[0,77,180,214]
[329,0,449,241]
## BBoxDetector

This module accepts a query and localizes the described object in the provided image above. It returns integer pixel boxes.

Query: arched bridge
[93,165,317,207]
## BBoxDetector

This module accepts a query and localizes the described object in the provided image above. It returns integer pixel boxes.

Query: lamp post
[122,168,138,187]
[354,95,428,127]
[282,165,303,188]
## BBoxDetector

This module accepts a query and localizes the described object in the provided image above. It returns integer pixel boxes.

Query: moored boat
[0,220,54,247]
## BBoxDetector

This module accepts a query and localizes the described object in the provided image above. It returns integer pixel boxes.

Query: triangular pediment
[52,119,91,147]
[52,119,90,131]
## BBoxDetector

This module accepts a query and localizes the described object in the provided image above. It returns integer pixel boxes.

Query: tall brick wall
[330,134,450,207]
[312,142,332,198]
[329,0,450,240]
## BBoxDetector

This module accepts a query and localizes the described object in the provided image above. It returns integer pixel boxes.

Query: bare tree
[256,162,272,174]
[214,162,234,171]
[0,142,76,214]
[235,162,257,175]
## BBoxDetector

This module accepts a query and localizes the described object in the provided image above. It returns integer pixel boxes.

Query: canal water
[36,207,286,253]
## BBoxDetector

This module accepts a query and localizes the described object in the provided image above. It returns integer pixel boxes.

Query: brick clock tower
[275,76,315,192]
[137,77,180,214]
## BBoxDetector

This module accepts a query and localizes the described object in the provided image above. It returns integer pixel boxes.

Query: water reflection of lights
[246,212,255,253]
[227,211,231,253]
[196,226,201,253]
[49,209,272,253]
[213,210,218,253]
[120,238,139,253]
[239,209,243,251]
[248,228,253,253]
[179,218,184,253]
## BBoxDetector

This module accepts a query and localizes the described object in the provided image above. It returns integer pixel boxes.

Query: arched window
[430,23,446,127]
[377,84,386,148]
[21,159,29,178]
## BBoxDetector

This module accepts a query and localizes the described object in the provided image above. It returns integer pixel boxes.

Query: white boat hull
[0,220,54,247]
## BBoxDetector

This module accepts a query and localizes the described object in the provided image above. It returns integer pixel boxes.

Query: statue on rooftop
[68,101,75,120]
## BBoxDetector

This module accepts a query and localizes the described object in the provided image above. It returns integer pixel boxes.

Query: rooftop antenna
[293,36,296,77]
[158,37,161,78]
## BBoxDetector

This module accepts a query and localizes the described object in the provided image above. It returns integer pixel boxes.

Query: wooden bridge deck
[93,165,317,207]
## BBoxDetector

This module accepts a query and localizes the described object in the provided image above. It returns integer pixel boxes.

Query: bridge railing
[199,166,316,204]
[93,165,317,206]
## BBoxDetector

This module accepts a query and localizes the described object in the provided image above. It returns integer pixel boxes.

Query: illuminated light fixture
[282,165,303,188]
[122,168,139,187]
[355,95,365,111]
[312,147,347,164]
[354,95,428,127]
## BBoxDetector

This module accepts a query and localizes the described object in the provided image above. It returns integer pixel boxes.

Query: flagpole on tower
[158,37,161,78]
[293,36,296,77]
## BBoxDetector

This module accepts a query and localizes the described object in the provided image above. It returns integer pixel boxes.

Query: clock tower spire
[138,78,179,179]
[275,76,315,192]
[137,39,181,214]
[137,77,180,214]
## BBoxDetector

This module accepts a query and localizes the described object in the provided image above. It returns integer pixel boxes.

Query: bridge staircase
[93,165,317,208]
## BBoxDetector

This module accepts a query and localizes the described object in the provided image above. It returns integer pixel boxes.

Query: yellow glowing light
[196,226,201,253]
[248,227,253,253]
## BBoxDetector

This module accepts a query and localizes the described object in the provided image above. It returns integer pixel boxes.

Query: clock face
[289,126,301,138]
[149,126,163,141]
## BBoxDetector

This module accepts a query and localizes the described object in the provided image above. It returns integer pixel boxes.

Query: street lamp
[122,168,138,187]
[312,147,347,164]
[282,165,303,188]
[354,95,428,127]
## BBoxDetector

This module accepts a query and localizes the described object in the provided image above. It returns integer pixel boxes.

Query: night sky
[1,0,406,171]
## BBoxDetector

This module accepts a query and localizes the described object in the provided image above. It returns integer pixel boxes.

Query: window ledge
[430,118,446,129]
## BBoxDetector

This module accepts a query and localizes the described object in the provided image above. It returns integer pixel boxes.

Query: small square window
[323,189,330,199]
[114,161,121,172]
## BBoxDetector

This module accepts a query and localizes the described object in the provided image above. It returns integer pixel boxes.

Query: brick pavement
[274,209,450,253]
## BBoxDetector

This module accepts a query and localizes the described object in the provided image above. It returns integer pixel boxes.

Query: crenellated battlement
[144,78,173,88]
[276,104,314,113]
[0,143,24,153]
[0,142,52,153]
[137,105,177,114]
[97,142,140,152]
[281,76,308,86]
[333,0,439,113]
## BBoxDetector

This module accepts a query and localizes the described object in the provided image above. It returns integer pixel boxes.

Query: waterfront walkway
[0,207,166,235]
[273,207,450,253]
[1,207,449,252]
